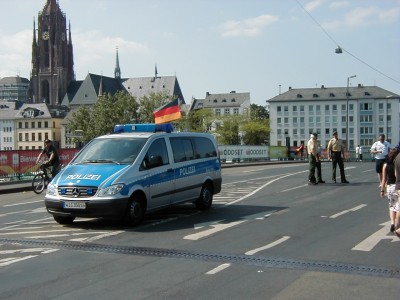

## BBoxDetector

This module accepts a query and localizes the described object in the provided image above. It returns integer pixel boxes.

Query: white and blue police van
[44,123,222,225]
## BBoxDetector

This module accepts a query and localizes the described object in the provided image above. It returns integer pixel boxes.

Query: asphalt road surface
[0,162,399,300]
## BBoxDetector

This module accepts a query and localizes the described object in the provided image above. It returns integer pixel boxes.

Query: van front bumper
[45,197,129,219]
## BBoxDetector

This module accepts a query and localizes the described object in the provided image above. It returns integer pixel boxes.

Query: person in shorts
[370,134,390,187]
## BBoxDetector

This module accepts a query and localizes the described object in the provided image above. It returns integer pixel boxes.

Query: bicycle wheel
[32,174,46,194]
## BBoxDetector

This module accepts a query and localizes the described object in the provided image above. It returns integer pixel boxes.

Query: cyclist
[35,139,60,182]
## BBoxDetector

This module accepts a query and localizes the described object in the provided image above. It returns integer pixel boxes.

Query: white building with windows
[190,91,250,116]
[268,85,400,149]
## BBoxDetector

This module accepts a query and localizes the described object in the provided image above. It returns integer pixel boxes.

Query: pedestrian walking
[380,147,400,233]
[392,143,400,238]
[355,145,363,162]
[370,134,391,187]
[307,133,318,185]
[327,131,349,183]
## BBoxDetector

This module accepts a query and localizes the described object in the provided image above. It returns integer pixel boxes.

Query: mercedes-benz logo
[71,187,80,198]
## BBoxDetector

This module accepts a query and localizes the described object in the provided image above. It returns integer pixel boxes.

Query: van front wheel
[195,183,213,210]
[125,195,145,226]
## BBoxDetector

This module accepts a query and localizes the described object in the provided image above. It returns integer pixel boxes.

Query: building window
[308,105,313,112]
[19,133,22,141]
[293,117,297,124]
[325,105,329,112]
[25,133,29,141]
[18,122,22,128]
[277,106,281,112]
[300,106,304,112]
[38,133,42,141]
[215,109,221,116]
[25,122,29,128]
[332,105,337,111]
[325,128,330,134]
[233,108,239,115]
[224,108,230,115]
[284,117,289,124]
[316,105,320,112]
[31,122,35,128]
[379,103,384,109]
[277,118,281,124]
[284,106,288,112]
[38,122,42,128]
[293,106,297,112]
[341,104,346,111]
[32,133,36,141]
[45,121,48,128]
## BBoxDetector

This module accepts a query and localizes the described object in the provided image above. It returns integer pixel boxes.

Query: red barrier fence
[0,149,80,181]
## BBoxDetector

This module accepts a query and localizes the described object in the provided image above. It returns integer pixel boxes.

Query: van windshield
[72,138,147,165]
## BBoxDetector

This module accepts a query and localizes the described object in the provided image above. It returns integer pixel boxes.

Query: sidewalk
[0,160,306,195]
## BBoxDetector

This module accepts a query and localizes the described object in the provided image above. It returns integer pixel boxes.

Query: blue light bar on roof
[114,123,173,133]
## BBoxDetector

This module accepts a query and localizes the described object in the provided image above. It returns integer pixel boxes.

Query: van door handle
[167,168,173,172]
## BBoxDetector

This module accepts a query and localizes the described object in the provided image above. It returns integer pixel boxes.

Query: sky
[0,0,399,106]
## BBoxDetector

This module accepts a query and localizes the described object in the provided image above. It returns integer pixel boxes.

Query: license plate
[63,201,86,209]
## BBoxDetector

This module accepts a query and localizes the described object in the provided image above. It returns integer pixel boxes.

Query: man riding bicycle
[35,139,60,182]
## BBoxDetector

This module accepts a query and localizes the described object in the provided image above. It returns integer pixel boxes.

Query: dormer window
[222,99,227,102]
[213,99,217,103]
[297,94,302,98]
[364,92,370,96]
[231,98,236,102]
[313,94,319,98]
[329,93,335,97]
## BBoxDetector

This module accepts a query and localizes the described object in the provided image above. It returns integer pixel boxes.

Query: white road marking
[329,204,367,218]
[0,255,38,267]
[184,220,246,240]
[206,263,231,274]
[226,170,308,206]
[82,231,124,243]
[352,221,399,251]
[281,184,308,192]
[4,200,43,207]
[245,236,291,255]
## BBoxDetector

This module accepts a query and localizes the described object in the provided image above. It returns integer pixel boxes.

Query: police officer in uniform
[307,133,320,185]
[327,131,349,183]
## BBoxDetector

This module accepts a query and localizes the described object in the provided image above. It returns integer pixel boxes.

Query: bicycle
[32,163,61,194]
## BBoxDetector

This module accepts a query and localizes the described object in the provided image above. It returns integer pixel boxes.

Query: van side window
[170,137,194,162]
[193,137,217,158]
[140,138,169,170]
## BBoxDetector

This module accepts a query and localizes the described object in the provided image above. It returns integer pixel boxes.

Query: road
[0,162,399,299]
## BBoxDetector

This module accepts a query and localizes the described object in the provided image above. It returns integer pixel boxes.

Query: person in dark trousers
[370,134,391,187]
[36,139,60,181]
[307,133,320,185]
[327,131,349,183]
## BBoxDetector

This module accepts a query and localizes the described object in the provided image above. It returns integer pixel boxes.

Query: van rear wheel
[195,183,213,210]
[124,195,145,226]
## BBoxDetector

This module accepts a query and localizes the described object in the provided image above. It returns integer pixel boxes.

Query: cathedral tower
[29,0,75,105]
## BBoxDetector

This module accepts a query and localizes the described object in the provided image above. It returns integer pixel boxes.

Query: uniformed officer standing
[327,131,349,183]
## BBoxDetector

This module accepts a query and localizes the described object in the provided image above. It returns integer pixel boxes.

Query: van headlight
[98,184,125,196]
[47,182,58,196]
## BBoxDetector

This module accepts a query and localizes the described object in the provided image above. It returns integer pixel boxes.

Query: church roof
[121,76,185,103]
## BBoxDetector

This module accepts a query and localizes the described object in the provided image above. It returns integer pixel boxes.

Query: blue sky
[0,0,399,106]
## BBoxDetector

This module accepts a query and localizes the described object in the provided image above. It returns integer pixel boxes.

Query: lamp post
[346,75,356,150]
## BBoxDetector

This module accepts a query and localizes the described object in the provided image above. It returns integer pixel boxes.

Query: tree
[215,115,242,145]
[241,119,270,145]
[67,91,139,141]
[137,92,172,123]
[186,108,214,132]
[249,103,269,120]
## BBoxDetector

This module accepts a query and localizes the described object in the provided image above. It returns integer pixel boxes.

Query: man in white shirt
[370,134,391,186]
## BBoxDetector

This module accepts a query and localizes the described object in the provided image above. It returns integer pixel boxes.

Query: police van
[44,124,222,225]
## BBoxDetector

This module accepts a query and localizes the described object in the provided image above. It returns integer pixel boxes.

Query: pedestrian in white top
[370,134,391,186]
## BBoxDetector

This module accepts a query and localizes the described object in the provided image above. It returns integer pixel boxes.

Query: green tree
[249,103,269,120]
[241,119,270,145]
[216,115,242,145]
[187,108,214,132]
[67,91,139,141]
[138,92,172,123]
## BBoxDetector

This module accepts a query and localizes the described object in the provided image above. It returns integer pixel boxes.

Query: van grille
[58,186,98,198]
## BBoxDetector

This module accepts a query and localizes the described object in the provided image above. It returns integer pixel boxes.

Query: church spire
[114,47,121,80]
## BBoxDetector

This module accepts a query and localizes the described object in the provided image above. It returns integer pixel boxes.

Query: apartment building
[268,85,400,149]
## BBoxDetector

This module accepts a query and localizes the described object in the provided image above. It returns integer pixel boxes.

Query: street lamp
[346,75,356,150]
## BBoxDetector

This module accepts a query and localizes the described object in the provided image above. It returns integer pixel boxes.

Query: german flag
[154,98,182,124]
